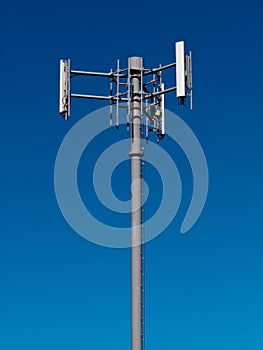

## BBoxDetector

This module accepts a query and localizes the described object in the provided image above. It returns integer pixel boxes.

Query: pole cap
[129,56,144,71]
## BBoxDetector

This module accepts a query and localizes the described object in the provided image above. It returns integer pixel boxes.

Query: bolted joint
[129,151,144,158]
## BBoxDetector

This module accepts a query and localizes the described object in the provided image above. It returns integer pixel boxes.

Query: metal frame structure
[58,41,193,350]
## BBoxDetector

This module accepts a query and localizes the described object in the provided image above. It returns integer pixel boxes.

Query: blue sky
[1,0,263,349]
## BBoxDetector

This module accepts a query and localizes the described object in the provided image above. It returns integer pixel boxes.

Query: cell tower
[58,41,192,350]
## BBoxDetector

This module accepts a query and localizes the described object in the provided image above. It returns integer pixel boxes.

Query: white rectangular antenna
[161,83,165,135]
[59,59,70,119]
[175,41,185,98]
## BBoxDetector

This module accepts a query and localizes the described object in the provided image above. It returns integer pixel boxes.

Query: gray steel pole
[129,56,144,350]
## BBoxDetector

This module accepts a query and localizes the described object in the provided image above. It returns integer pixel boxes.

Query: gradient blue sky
[1,0,263,349]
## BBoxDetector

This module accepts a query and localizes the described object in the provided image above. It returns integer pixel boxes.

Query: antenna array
[59,41,192,139]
